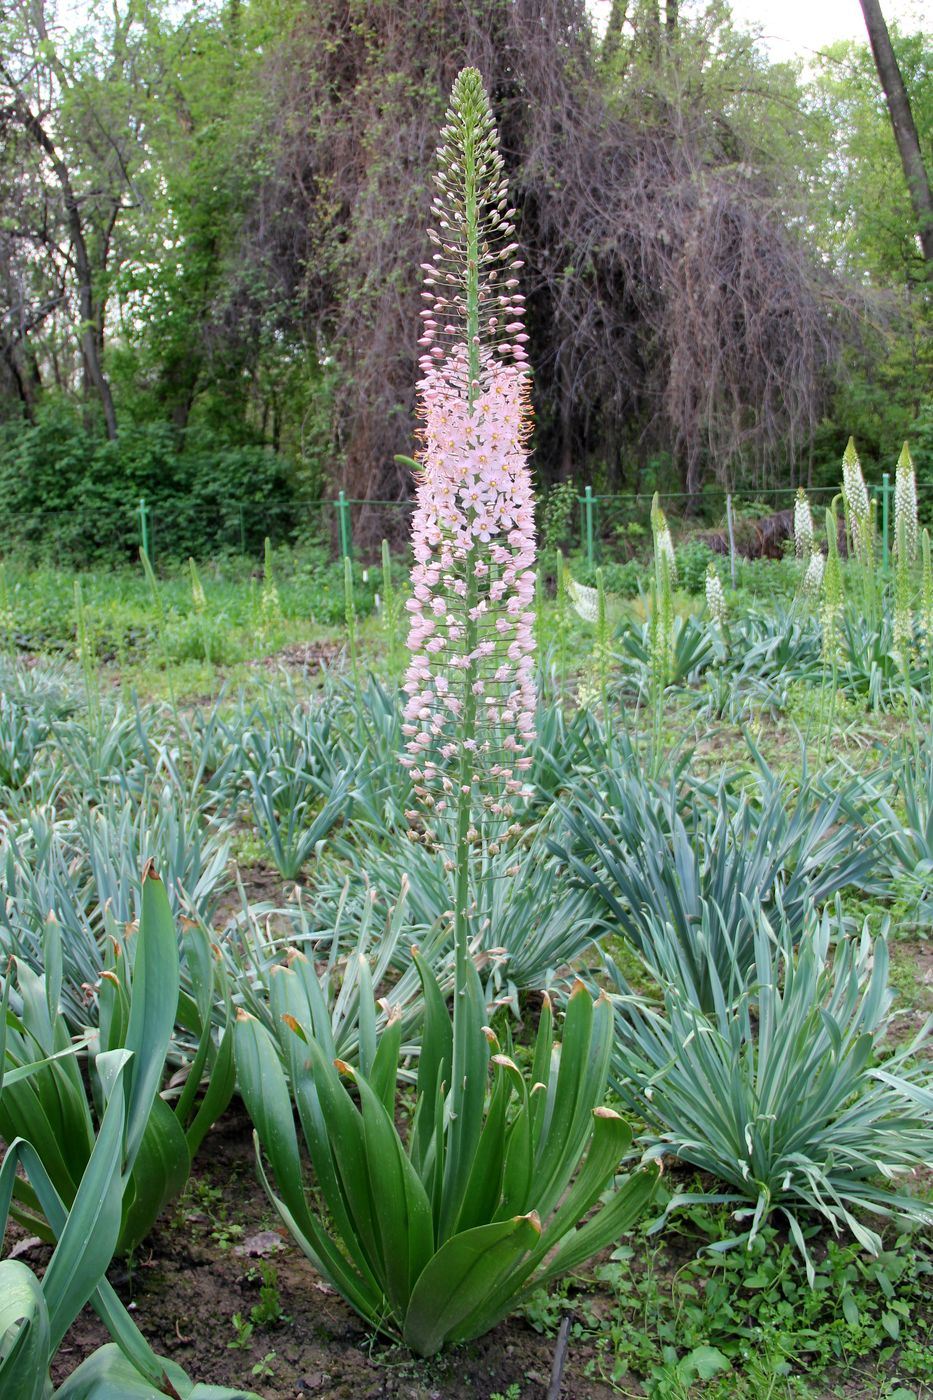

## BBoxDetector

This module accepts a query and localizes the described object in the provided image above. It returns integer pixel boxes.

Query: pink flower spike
[400,67,537,823]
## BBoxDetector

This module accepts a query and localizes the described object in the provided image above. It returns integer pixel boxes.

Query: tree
[858,0,933,269]
[0,0,148,436]
[809,28,932,459]
[240,0,845,518]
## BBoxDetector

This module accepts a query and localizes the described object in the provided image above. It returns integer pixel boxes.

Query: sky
[726,0,929,59]
[589,0,930,59]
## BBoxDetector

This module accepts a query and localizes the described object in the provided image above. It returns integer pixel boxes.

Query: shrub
[0,404,298,563]
[675,537,716,594]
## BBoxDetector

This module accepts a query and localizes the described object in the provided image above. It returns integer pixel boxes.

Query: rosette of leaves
[236,965,658,1355]
[550,756,877,1011]
[607,901,933,1279]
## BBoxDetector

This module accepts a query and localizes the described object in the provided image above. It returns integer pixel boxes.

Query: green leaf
[403,1214,541,1357]
[343,1064,434,1319]
[533,1107,632,1254]
[8,1052,131,1354]
[53,1342,262,1399]
[369,1011,403,1116]
[122,869,179,1172]
[173,926,220,1128]
[297,1036,383,1283]
[120,1096,190,1253]
[882,1310,901,1340]
[439,955,489,1243]
[236,1014,381,1315]
[683,1345,730,1381]
[410,948,452,1176]
[0,1260,50,1400]
[0,964,10,1100]
[183,1020,235,1159]
[527,1164,661,1295]
[233,1013,310,1237]
[454,1055,512,1235]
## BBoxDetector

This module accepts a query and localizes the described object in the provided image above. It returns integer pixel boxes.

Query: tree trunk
[644,0,661,57]
[858,0,933,269]
[1,66,120,437]
[2,344,37,418]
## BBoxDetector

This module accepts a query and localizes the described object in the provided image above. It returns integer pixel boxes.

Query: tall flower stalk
[921,528,933,717]
[820,502,844,758]
[401,68,536,984]
[891,444,918,726]
[649,494,675,767]
[841,437,878,628]
[893,442,918,566]
[235,68,658,1355]
[893,512,914,667]
[705,562,727,630]
[794,487,814,562]
[260,536,282,640]
[841,437,871,565]
[798,550,825,613]
[380,539,402,677]
[893,508,917,738]
[189,557,211,665]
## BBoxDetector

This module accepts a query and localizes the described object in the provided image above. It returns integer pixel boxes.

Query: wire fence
[572,478,906,573]
[0,474,913,570]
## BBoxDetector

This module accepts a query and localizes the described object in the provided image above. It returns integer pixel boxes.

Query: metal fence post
[584,485,595,568]
[336,490,353,560]
[138,498,150,560]
[881,471,890,572]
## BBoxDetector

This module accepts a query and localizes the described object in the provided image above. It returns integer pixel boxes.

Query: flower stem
[453,88,483,978]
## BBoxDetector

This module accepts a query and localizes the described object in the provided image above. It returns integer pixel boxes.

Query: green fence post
[584,485,595,569]
[881,471,890,573]
[337,490,353,561]
[137,498,150,560]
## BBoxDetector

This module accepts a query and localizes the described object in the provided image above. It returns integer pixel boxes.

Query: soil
[47,1108,629,1400]
[250,642,345,674]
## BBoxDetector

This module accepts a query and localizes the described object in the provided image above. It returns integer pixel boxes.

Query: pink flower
[401,80,537,809]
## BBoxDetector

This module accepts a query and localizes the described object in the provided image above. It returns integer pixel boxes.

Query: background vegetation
[0,0,930,557]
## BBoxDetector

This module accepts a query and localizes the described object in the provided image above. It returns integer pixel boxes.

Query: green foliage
[0,1023,255,1398]
[553,1223,933,1397]
[675,538,716,595]
[0,870,234,1254]
[245,1261,288,1328]
[810,26,932,460]
[235,966,659,1355]
[909,399,933,485]
[610,904,933,1275]
[0,407,297,564]
[540,481,578,553]
[552,754,877,1010]
[349,831,605,1008]
[239,711,354,881]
